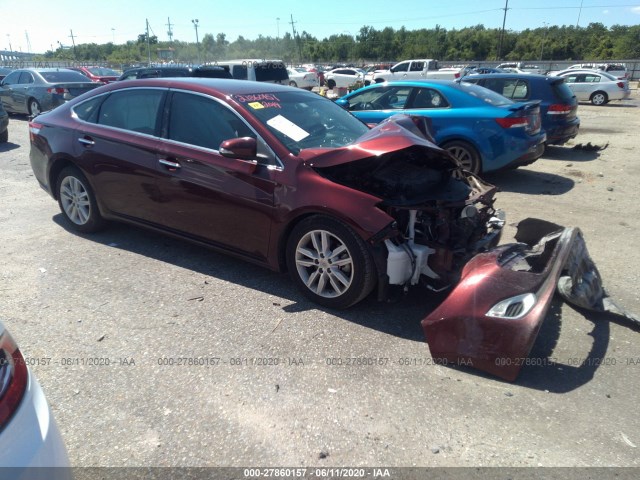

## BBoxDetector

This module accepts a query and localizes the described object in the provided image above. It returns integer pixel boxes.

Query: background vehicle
[368,59,462,84]
[118,65,232,80]
[323,67,365,89]
[68,66,120,83]
[0,321,71,475]
[496,62,544,74]
[29,78,504,310]
[554,70,630,105]
[0,67,13,81]
[336,80,546,173]
[214,59,289,83]
[461,73,580,145]
[0,100,7,142]
[286,67,318,89]
[0,68,101,116]
[552,63,628,79]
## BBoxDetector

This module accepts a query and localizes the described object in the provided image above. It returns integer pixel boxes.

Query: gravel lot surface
[1,94,639,470]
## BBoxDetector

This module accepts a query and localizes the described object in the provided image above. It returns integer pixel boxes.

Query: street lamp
[192,19,200,64]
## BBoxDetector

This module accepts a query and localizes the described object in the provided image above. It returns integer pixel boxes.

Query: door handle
[159,158,181,170]
[78,137,95,147]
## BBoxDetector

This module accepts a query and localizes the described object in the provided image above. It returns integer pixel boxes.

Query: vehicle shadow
[484,168,575,195]
[52,215,432,344]
[52,215,630,393]
[0,141,20,152]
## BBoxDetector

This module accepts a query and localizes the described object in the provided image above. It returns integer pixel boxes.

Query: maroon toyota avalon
[29,78,620,380]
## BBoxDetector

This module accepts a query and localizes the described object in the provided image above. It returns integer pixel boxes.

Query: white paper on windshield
[266,115,310,142]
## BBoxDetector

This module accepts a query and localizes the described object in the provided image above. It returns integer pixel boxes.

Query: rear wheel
[441,140,481,174]
[28,98,41,116]
[590,91,608,106]
[289,80,298,87]
[286,215,376,309]
[56,166,105,233]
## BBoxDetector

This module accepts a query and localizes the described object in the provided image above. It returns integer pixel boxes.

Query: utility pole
[166,17,174,42]
[6,34,12,53]
[25,31,31,54]
[539,22,548,61]
[146,19,151,65]
[289,14,302,63]
[192,19,200,64]
[576,0,584,28]
[496,0,509,60]
[69,29,77,60]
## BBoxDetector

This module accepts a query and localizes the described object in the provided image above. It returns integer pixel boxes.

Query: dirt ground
[0,92,639,474]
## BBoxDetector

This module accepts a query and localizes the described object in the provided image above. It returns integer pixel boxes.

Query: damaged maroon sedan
[29,79,631,381]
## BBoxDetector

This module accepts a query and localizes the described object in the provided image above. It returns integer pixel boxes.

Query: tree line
[38,22,640,66]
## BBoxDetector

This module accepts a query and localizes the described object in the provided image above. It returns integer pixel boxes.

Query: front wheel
[441,140,481,174]
[590,91,608,106]
[286,216,376,309]
[56,166,105,233]
[289,80,298,88]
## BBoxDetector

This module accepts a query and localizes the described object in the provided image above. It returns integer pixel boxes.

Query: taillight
[453,72,461,79]
[547,104,572,115]
[496,117,529,129]
[0,329,28,430]
[617,82,625,89]
[29,121,43,141]
[46,87,68,95]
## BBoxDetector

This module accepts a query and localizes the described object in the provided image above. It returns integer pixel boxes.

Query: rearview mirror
[335,98,349,110]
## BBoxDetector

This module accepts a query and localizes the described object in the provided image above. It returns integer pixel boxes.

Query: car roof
[106,77,301,95]
[462,72,561,82]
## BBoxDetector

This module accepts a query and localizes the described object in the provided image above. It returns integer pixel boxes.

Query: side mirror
[335,98,350,110]
[219,136,258,161]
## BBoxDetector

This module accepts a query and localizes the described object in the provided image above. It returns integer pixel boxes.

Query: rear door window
[98,89,165,135]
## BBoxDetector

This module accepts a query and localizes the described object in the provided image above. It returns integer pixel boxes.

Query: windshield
[235,90,369,155]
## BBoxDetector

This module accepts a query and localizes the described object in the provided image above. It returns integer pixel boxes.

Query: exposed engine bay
[315,144,504,291]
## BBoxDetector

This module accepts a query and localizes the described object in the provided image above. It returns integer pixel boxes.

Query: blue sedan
[336,80,547,173]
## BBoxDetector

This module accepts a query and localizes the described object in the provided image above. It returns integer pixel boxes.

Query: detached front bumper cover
[421,218,638,381]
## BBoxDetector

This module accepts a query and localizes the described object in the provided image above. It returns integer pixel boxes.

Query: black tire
[289,80,298,88]
[286,215,377,309]
[56,166,106,233]
[327,79,336,89]
[0,128,7,143]
[441,140,481,174]
[28,98,42,117]
[590,91,608,106]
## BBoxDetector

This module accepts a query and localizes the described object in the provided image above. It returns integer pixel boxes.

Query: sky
[2,0,640,54]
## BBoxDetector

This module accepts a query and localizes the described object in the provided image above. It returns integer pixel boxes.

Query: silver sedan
[0,68,101,116]
[554,69,630,106]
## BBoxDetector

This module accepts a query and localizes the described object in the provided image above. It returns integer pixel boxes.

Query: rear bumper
[545,119,580,145]
[421,218,613,381]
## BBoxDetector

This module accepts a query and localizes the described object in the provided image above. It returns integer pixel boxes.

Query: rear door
[73,87,169,221]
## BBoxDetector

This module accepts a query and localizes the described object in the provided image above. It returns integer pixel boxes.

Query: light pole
[276,17,280,40]
[111,28,115,43]
[192,19,200,64]
[6,34,12,53]
[539,23,548,61]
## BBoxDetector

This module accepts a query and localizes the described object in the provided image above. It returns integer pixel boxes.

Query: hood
[297,114,456,169]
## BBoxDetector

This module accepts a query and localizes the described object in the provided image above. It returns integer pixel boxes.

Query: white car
[555,70,630,105]
[323,68,364,90]
[496,62,544,74]
[286,67,318,89]
[0,322,71,477]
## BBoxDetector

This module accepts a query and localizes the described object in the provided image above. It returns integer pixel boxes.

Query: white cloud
[632,6,640,14]
[602,9,609,15]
